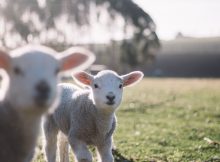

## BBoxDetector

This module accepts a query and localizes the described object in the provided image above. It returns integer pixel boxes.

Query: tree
[0,0,160,67]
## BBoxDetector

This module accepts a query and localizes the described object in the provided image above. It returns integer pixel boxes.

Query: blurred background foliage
[0,0,160,72]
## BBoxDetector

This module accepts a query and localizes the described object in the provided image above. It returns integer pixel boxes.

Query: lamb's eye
[13,66,24,76]
[119,84,123,89]
[94,84,99,88]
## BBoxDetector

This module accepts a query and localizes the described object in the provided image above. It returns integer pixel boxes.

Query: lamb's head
[73,70,143,111]
[0,46,95,113]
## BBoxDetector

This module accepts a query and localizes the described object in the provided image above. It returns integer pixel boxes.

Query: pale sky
[134,0,220,40]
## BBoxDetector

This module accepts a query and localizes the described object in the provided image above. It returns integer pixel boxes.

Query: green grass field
[35,78,220,162]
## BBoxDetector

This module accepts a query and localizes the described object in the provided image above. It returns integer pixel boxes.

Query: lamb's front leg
[97,138,114,162]
[43,116,59,162]
[58,132,69,162]
[68,133,92,162]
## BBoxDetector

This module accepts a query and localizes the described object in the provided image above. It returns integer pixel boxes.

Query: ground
[35,78,220,162]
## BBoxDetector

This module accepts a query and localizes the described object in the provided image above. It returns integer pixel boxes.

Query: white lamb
[43,70,143,162]
[0,45,95,162]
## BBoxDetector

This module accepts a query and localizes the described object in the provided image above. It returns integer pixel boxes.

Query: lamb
[0,45,95,162]
[43,70,143,162]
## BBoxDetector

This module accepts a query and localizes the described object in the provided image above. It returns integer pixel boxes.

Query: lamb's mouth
[106,101,115,106]
[34,95,49,107]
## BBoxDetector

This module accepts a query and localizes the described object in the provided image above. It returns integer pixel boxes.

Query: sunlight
[134,0,220,40]
[37,0,45,8]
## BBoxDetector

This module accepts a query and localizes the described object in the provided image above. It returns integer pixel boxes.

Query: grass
[35,78,220,162]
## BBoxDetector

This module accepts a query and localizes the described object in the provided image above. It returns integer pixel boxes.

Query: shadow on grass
[198,145,220,151]
[204,156,220,162]
[112,149,134,162]
[213,114,220,119]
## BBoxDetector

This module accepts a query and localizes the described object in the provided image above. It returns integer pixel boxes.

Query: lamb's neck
[96,109,115,135]
[18,111,42,156]
[18,111,42,137]
[2,101,42,154]
[97,110,114,119]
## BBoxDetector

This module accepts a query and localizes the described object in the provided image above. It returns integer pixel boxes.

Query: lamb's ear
[73,71,93,86]
[0,49,11,71]
[121,71,144,87]
[57,47,95,72]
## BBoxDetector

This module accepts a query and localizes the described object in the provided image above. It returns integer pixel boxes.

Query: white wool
[44,70,143,162]
[0,45,95,162]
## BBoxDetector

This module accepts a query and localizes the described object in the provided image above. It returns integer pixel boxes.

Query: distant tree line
[0,0,160,68]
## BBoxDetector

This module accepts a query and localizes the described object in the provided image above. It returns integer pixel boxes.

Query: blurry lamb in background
[44,70,143,162]
[0,45,95,162]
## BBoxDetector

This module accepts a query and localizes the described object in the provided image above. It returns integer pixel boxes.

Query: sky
[134,0,220,40]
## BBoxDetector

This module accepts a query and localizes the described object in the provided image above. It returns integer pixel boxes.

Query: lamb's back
[69,92,98,144]
[52,83,79,134]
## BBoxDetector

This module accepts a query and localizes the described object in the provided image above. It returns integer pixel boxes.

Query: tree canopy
[0,0,160,67]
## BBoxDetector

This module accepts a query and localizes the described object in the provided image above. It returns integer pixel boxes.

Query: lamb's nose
[35,80,50,98]
[106,94,115,102]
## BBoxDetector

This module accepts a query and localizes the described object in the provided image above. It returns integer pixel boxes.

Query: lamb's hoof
[112,145,116,151]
